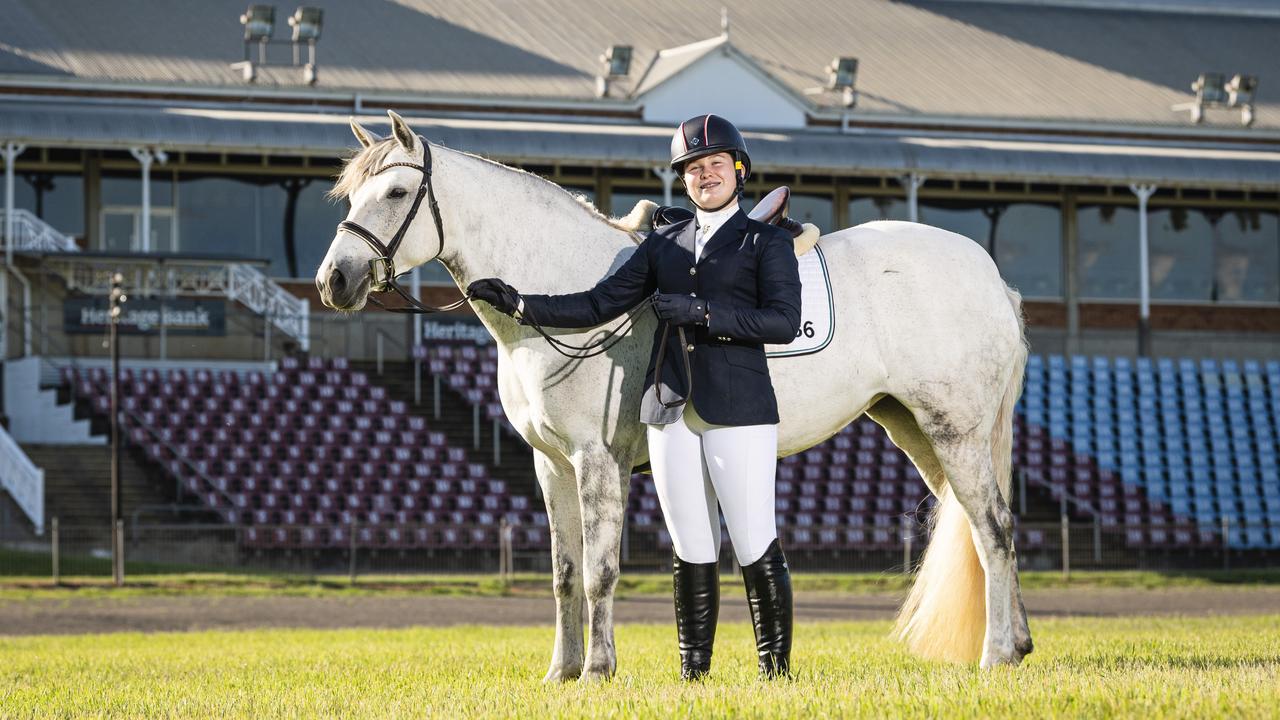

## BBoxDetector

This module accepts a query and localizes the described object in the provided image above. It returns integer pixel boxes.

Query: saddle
[652,186,805,239]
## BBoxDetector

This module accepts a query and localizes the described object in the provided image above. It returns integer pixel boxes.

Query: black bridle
[336,139,467,314]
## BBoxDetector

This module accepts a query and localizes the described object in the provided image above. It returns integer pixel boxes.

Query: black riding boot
[740,538,793,679]
[672,553,720,681]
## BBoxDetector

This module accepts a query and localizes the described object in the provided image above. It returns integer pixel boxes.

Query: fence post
[901,516,913,573]
[1093,515,1102,565]
[1060,511,1070,581]
[51,517,60,586]
[349,521,358,584]
[115,518,125,586]
[498,517,512,583]
[473,404,481,449]
[1222,515,1230,571]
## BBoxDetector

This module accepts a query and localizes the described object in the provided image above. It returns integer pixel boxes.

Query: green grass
[0,615,1276,718]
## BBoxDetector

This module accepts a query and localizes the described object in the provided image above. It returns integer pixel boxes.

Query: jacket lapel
[696,208,749,266]
[672,217,697,265]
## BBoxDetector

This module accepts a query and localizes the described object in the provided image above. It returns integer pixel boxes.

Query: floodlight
[604,45,632,77]
[827,56,858,90]
[289,6,323,42]
[1226,74,1258,107]
[241,5,276,42]
[1193,73,1227,105]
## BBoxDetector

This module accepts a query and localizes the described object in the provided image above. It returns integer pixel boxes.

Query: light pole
[109,272,126,586]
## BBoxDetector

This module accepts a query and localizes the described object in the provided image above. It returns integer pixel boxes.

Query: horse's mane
[329,139,645,242]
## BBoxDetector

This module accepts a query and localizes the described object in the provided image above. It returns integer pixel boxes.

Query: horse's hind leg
[922,422,1020,668]
[572,442,630,682]
[535,450,585,682]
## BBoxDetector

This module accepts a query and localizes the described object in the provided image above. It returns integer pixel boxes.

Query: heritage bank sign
[64,298,227,336]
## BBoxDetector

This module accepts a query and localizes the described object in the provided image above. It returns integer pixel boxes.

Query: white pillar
[3,143,27,265]
[129,148,166,252]
[653,166,677,207]
[1129,183,1157,356]
[898,172,926,223]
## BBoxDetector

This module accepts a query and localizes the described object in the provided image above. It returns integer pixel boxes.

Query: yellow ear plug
[735,161,744,171]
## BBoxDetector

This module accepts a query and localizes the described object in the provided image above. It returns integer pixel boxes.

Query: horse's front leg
[534,450,585,683]
[572,442,630,682]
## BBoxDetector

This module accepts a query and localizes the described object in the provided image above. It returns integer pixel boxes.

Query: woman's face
[682,152,737,209]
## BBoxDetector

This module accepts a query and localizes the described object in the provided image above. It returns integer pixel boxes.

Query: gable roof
[0,0,1277,131]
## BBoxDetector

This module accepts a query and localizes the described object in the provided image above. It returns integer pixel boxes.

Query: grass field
[1,615,1277,718]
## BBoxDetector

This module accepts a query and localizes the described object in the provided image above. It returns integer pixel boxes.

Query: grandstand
[2,0,1279,573]
[11,340,1271,574]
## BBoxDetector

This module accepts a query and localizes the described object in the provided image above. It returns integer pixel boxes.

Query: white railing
[229,263,311,351]
[0,422,44,535]
[0,208,78,253]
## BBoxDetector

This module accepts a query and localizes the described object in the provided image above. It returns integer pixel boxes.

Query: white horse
[316,111,1033,680]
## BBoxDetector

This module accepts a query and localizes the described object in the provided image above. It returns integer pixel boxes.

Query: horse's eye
[388,188,408,199]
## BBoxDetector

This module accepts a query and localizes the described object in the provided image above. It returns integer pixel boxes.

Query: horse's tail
[893,284,1028,663]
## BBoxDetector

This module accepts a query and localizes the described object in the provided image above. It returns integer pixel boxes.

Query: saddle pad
[766,244,834,358]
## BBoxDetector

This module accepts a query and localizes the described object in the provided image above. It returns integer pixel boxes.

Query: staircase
[350,359,540,502]
[19,445,187,549]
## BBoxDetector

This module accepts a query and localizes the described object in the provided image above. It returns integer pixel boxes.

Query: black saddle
[651,186,804,238]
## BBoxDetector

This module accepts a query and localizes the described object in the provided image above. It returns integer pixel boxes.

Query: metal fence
[2,516,1275,583]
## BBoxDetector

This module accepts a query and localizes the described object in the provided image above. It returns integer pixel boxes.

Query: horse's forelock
[327,139,398,201]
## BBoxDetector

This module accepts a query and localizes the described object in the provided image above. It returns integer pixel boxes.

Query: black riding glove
[653,293,708,327]
[467,278,521,317]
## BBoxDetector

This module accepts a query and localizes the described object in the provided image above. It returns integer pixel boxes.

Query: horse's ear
[387,110,420,155]
[350,117,381,149]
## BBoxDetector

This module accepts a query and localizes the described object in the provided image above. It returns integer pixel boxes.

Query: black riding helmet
[669,114,751,212]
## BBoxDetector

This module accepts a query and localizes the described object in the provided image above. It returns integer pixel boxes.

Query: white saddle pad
[766,244,834,358]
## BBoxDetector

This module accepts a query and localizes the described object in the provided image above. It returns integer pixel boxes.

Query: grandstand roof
[0,0,1278,132]
[2,101,1277,189]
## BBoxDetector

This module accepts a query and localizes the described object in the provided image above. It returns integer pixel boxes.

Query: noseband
[335,139,466,314]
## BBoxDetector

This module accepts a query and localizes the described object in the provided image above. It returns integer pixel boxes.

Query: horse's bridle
[335,138,467,314]
[338,138,658,364]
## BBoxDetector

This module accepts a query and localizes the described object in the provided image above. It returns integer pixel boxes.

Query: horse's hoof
[579,659,617,683]
[979,652,1021,670]
[542,666,581,683]
[1014,637,1034,662]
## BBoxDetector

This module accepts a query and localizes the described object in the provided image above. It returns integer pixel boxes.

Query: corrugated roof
[2,101,1277,188]
[0,0,1276,130]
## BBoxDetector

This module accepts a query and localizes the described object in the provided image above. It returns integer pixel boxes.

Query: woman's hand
[467,278,521,316]
[653,293,708,327]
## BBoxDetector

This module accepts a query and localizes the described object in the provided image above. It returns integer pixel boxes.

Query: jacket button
[689,267,697,275]
[686,344,695,352]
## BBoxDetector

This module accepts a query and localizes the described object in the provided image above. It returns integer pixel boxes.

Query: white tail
[893,285,1028,663]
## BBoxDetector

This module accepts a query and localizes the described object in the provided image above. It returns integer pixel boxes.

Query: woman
[468,114,802,680]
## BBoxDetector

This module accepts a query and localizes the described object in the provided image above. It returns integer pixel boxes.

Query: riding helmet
[669,114,752,180]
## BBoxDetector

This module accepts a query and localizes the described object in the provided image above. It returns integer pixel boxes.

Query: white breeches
[645,402,779,566]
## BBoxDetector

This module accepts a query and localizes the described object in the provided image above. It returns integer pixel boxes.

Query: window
[1078,204,1139,300]
[1214,209,1279,303]
[16,173,84,238]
